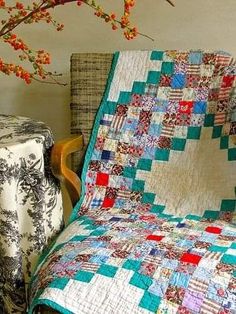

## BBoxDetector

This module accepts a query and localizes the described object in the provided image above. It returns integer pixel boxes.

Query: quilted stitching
[29,50,236,314]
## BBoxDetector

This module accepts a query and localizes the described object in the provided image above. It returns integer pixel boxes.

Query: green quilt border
[69,51,120,224]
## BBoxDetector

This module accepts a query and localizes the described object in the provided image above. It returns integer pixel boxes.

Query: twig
[165,0,175,7]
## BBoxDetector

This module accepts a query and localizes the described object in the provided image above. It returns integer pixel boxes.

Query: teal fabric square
[90,229,106,236]
[85,224,96,230]
[49,278,69,289]
[204,114,215,127]
[132,179,145,191]
[155,149,170,161]
[137,159,152,171]
[220,136,229,149]
[104,101,117,114]
[132,82,146,94]
[209,245,228,253]
[161,62,174,75]
[185,214,201,221]
[171,138,186,151]
[70,235,87,242]
[203,210,220,219]
[147,71,161,84]
[118,91,131,104]
[158,213,173,219]
[150,204,165,213]
[142,192,155,204]
[129,272,153,290]
[187,127,201,139]
[139,291,161,312]
[212,126,223,138]
[228,148,236,161]
[80,217,93,225]
[123,166,137,178]
[221,254,236,265]
[97,264,118,278]
[231,243,236,249]
[150,51,164,60]
[53,243,65,253]
[221,199,236,212]
[169,217,183,223]
[74,271,94,283]
[123,259,141,272]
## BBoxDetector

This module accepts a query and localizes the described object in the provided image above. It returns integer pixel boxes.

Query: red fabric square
[96,173,109,186]
[222,76,234,88]
[205,226,222,234]
[180,253,202,265]
[179,101,193,114]
[146,235,165,241]
[102,197,115,208]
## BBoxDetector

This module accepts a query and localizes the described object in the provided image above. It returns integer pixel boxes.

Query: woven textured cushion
[70,53,113,172]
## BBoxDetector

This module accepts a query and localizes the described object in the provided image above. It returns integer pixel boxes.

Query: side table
[0,114,64,313]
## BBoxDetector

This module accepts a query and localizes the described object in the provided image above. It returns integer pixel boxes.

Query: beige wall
[0,0,236,140]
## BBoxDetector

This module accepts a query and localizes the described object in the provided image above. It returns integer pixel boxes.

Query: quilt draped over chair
[29,50,236,314]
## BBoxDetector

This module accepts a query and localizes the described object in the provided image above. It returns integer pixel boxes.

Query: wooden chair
[36,53,113,313]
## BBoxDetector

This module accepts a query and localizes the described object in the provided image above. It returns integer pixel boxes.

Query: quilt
[29,50,236,314]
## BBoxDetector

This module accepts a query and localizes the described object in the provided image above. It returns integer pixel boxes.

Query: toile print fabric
[29,50,236,314]
[0,114,63,314]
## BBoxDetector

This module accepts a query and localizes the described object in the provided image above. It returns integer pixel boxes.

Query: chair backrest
[70,53,113,172]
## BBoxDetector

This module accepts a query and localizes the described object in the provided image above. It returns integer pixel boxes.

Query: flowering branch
[0,0,175,84]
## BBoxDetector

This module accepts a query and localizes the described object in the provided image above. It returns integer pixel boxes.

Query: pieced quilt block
[30,50,236,314]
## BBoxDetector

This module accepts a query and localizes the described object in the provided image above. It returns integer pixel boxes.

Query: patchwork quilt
[29,50,236,314]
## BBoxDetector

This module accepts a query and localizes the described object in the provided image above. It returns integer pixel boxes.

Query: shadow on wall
[0,73,71,140]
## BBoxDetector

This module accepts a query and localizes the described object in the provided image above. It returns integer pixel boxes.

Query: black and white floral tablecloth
[0,114,64,313]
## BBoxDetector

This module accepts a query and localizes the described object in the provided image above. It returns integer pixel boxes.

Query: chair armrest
[51,134,84,207]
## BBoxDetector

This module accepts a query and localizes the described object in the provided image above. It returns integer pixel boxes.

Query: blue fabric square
[189,51,203,64]
[171,74,186,89]
[91,149,101,160]
[149,248,165,257]
[177,239,194,249]
[123,118,138,131]
[193,101,207,114]
[114,198,127,208]
[199,232,218,243]
[148,124,162,136]
[119,177,133,189]
[149,279,168,297]
[89,255,109,264]
[90,240,106,248]
[161,258,178,270]
[153,100,168,112]
[109,217,122,221]
[169,272,190,288]
[100,118,111,126]
[101,150,112,160]
[91,198,103,208]
[193,266,213,281]
[142,146,155,159]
